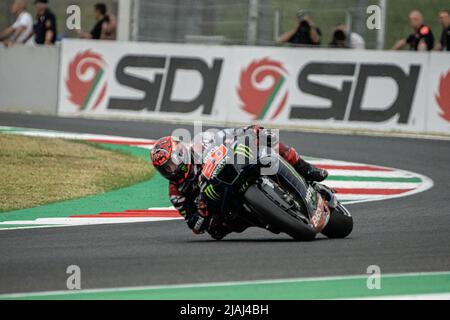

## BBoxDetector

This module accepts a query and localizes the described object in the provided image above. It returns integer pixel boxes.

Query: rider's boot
[293,157,328,182]
[278,142,328,182]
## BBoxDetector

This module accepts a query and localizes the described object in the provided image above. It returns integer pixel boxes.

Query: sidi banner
[59,39,230,121]
[59,40,448,134]
[226,47,429,132]
[426,52,450,134]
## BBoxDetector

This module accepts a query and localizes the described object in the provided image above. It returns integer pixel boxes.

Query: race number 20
[202,145,228,180]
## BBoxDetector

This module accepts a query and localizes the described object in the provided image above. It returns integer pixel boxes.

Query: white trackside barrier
[1,40,449,135]
[0,45,59,115]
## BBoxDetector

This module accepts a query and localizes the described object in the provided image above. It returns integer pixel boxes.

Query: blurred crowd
[391,10,449,51]
[1,0,448,52]
[278,8,449,51]
[0,0,116,46]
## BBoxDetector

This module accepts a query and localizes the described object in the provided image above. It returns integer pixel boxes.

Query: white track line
[355,293,450,300]
[323,181,421,189]
[1,271,449,299]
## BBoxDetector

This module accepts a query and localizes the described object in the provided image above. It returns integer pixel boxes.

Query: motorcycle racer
[150,125,329,239]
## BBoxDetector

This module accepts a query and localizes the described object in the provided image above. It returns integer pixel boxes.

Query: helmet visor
[156,142,190,180]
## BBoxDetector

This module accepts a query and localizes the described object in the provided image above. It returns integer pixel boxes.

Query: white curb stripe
[323,181,420,189]
[1,129,155,144]
[325,170,421,178]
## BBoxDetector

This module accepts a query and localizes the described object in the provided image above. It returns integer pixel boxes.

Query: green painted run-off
[2,273,449,300]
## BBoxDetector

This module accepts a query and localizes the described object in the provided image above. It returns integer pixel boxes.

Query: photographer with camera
[277,10,321,46]
[329,29,348,48]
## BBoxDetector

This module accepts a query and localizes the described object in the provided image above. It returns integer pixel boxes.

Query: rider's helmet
[151,136,191,182]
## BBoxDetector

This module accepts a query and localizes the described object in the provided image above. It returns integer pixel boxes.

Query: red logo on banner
[66,50,107,111]
[237,58,288,121]
[436,70,450,123]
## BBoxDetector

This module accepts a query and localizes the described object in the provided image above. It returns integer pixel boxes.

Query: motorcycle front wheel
[243,183,317,241]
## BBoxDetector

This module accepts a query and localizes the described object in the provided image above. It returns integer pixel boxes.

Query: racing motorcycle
[199,133,353,241]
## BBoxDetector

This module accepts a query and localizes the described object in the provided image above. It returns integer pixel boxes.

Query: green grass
[0,134,152,212]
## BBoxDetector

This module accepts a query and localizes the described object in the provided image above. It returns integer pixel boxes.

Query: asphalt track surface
[1,112,450,294]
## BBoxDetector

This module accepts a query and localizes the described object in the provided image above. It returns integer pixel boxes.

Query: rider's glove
[187,196,210,234]
[187,211,209,234]
[190,215,209,234]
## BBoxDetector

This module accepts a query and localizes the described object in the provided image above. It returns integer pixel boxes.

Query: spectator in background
[435,9,450,51]
[23,0,57,45]
[329,29,349,48]
[78,3,117,40]
[278,10,321,46]
[0,0,33,47]
[392,10,434,51]
[333,24,365,49]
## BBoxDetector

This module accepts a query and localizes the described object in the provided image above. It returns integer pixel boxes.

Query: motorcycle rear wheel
[321,203,353,238]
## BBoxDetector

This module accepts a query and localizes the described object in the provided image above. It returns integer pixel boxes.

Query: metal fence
[272,0,383,48]
[131,0,273,45]
[130,0,383,48]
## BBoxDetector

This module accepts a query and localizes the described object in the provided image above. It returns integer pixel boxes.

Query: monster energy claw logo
[234,144,254,159]
[204,184,220,201]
